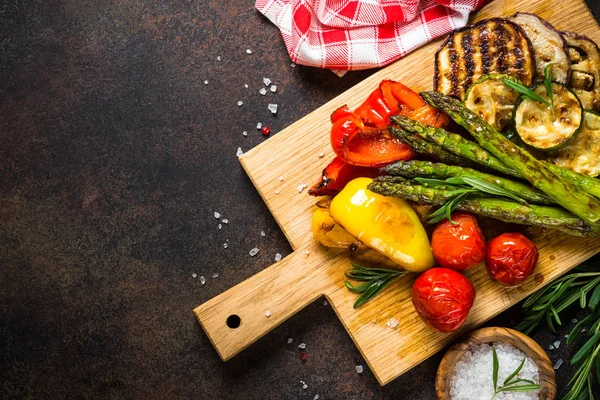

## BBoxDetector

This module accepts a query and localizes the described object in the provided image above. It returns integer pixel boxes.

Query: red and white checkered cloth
[255,0,490,71]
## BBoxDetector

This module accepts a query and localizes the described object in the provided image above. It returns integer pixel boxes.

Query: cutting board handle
[193,249,335,361]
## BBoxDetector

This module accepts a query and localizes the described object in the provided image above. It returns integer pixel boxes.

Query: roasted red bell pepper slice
[336,127,414,167]
[308,156,381,196]
[353,88,393,129]
[330,105,353,124]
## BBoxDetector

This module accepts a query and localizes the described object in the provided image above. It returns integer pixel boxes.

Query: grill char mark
[461,31,475,95]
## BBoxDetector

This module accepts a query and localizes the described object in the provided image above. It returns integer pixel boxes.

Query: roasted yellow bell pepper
[311,207,359,249]
[329,177,434,272]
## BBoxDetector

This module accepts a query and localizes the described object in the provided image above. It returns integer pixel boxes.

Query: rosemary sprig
[502,78,551,108]
[516,258,600,400]
[344,264,410,308]
[491,347,541,399]
[414,176,528,224]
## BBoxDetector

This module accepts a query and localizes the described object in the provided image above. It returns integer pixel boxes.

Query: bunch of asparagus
[367,92,600,237]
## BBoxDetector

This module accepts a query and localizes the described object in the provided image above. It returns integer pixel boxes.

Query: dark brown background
[2,1,600,399]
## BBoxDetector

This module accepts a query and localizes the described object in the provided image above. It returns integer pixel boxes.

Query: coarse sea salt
[268,103,278,114]
[236,147,243,157]
[263,77,272,86]
[249,247,260,256]
[214,211,221,219]
[270,85,277,92]
[449,342,540,400]
[275,253,282,262]
[259,88,267,95]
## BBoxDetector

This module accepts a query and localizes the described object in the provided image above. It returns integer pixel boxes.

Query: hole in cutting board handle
[226,314,241,329]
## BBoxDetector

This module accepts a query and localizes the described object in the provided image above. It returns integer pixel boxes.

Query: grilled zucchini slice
[514,82,583,151]
[464,74,521,132]
[549,111,600,177]
[434,18,535,100]
[562,31,600,110]
[508,13,570,83]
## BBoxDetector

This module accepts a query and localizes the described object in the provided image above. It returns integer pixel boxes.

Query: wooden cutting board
[195,0,600,385]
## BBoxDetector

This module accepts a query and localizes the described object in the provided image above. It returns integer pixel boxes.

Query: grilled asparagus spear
[421,91,600,227]
[392,128,467,166]
[368,179,593,237]
[382,160,555,205]
[390,118,520,178]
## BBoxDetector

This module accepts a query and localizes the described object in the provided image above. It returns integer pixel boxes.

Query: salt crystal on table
[298,343,306,349]
[323,300,327,306]
[268,104,278,114]
[204,80,209,85]
[260,231,266,237]
[554,359,564,370]
[265,310,271,317]
[192,273,197,278]
[318,152,324,158]
[214,211,221,219]
[236,147,243,157]
[259,88,267,95]
[386,318,399,329]
[275,253,282,262]
[222,219,228,224]
[297,183,308,193]
[356,365,364,374]
[200,276,206,285]
[257,122,262,129]
[302,384,308,390]
[279,176,284,181]
[274,190,280,195]
[218,224,222,229]
[305,250,310,255]
[244,84,248,89]
[242,131,248,136]
[223,243,228,249]
[554,340,561,349]
[246,49,252,54]
[287,338,293,344]
[237,101,243,106]
[270,85,277,92]
[263,77,272,86]
[313,395,320,400]
[249,247,260,256]
[212,273,219,278]
[217,56,221,61]
[291,63,296,67]
[549,345,554,350]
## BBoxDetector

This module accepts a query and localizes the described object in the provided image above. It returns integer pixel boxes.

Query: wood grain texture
[435,327,556,399]
[194,0,600,386]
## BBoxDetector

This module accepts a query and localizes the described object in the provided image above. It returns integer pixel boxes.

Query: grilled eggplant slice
[464,74,521,132]
[508,13,570,83]
[434,18,535,100]
[562,31,600,110]
[549,111,600,177]
[514,82,583,151]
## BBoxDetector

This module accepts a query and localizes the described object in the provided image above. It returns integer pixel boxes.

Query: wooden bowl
[435,327,556,400]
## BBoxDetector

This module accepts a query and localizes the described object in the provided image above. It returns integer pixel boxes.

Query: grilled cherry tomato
[486,232,538,287]
[308,156,380,196]
[329,80,448,168]
[431,213,486,271]
[412,267,476,332]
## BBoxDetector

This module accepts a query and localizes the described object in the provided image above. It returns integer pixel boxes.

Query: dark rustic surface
[1,1,600,399]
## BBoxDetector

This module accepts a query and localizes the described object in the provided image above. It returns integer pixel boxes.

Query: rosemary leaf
[503,357,526,386]
[492,347,499,390]
[498,384,542,392]
[544,63,555,114]
[503,78,551,107]
[457,176,527,204]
